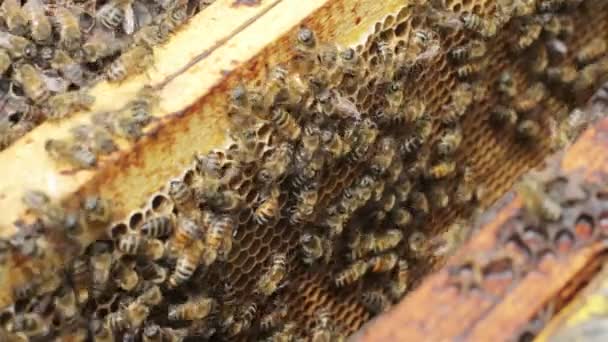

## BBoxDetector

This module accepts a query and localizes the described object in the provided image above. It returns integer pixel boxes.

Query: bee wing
[122,4,136,35]
[41,71,69,93]
[133,1,153,28]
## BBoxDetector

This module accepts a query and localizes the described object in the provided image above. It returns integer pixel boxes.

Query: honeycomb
[2,0,608,341]
[0,0,215,150]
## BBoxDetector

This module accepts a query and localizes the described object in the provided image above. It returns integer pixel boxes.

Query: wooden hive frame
[0,0,607,339]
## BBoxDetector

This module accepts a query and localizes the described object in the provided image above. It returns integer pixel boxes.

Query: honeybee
[538,0,566,12]
[168,241,202,288]
[431,220,470,257]
[168,179,193,208]
[546,64,578,85]
[53,287,77,324]
[23,0,52,44]
[427,159,456,180]
[550,108,588,149]
[321,129,349,159]
[334,260,369,287]
[206,189,243,213]
[515,174,562,221]
[270,108,301,141]
[82,31,125,63]
[260,305,288,332]
[96,0,132,30]
[258,143,293,184]
[107,45,153,82]
[408,230,427,254]
[406,98,427,123]
[337,46,360,77]
[134,24,166,47]
[513,19,542,52]
[138,261,168,284]
[82,195,111,224]
[268,321,298,342]
[385,82,403,110]
[370,137,396,176]
[114,261,139,291]
[0,32,36,58]
[11,313,48,337]
[409,190,430,215]
[227,301,258,336]
[491,105,518,125]
[202,214,234,265]
[529,44,549,76]
[311,309,333,342]
[497,71,517,99]
[0,49,9,75]
[456,62,484,80]
[158,3,188,37]
[295,26,316,58]
[323,210,346,238]
[91,252,112,299]
[53,7,81,51]
[14,64,49,104]
[141,216,174,237]
[514,82,547,113]
[46,91,95,120]
[172,214,202,250]
[459,12,485,33]
[49,49,84,86]
[125,85,158,126]
[368,252,398,273]
[299,232,324,264]
[441,83,473,125]
[516,119,542,140]
[136,284,163,306]
[371,229,404,255]
[1,0,27,35]
[390,206,411,228]
[254,186,280,225]
[436,125,463,156]
[428,184,450,209]
[69,256,90,304]
[22,190,67,228]
[573,60,608,95]
[455,166,474,204]
[541,14,574,37]
[576,37,607,66]
[449,39,487,63]
[389,259,409,300]
[45,139,97,168]
[290,187,319,224]
[168,297,215,321]
[70,124,118,155]
[256,253,287,296]
[361,290,391,314]
[91,319,113,342]
[117,233,145,255]
[508,0,537,17]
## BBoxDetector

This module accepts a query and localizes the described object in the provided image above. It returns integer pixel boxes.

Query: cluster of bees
[487,1,607,145]
[0,0,215,151]
[2,0,608,340]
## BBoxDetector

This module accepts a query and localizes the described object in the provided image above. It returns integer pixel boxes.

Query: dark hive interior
[4,0,608,341]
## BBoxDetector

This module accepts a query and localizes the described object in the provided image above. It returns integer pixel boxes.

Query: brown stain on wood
[232,0,262,6]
